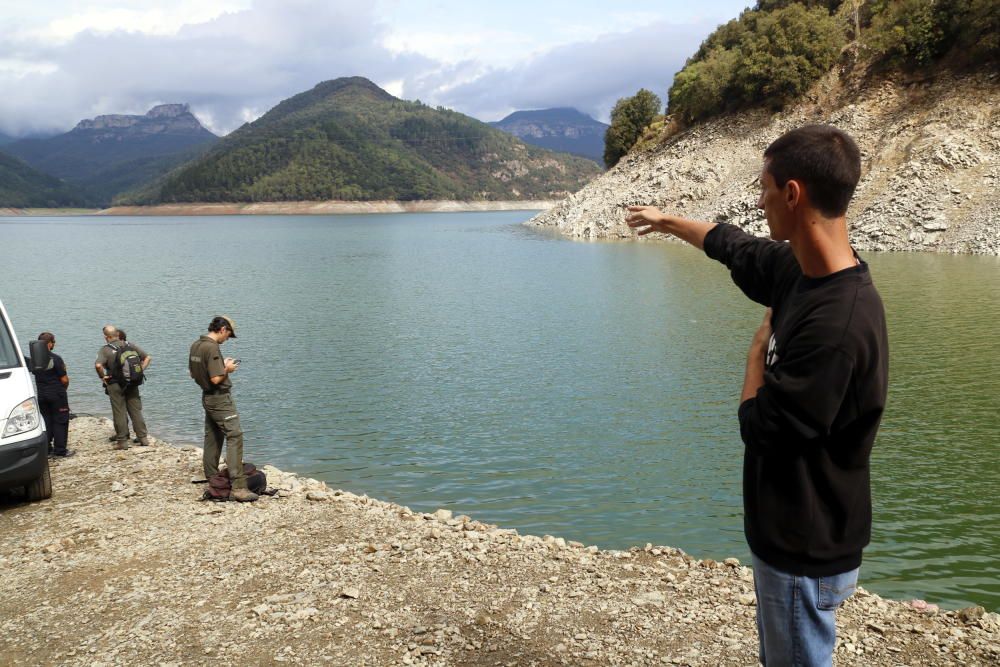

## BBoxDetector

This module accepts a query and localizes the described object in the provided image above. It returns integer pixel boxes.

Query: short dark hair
[38,332,55,344]
[118,330,127,341]
[208,316,229,333]
[763,125,861,218]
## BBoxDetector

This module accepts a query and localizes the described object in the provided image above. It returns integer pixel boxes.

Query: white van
[0,299,52,501]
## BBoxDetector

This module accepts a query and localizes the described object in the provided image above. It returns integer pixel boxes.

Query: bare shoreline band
[0,200,559,217]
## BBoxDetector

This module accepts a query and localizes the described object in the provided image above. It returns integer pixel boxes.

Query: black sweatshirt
[704,224,889,576]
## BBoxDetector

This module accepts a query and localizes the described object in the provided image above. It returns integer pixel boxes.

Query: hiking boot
[112,441,130,450]
[229,488,259,502]
[52,449,76,458]
[109,434,133,442]
[138,439,150,447]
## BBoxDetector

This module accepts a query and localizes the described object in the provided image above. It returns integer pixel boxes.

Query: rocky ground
[529,71,1000,256]
[1,417,997,666]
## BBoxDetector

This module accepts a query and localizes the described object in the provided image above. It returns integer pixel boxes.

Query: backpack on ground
[201,463,268,501]
[107,342,144,387]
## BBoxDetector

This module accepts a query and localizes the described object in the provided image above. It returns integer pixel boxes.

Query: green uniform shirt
[189,335,230,393]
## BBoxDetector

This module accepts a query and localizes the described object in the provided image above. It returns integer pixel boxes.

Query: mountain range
[490,108,608,164]
[1,82,601,208]
[127,78,600,205]
[4,104,218,205]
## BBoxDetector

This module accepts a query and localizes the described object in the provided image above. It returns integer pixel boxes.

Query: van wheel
[25,458,52,501]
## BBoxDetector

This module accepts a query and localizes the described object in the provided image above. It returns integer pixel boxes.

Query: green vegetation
[865,0,1000,67]
[603,89,662,168]
[0,151,95,208]
[668,0,1000,125]
[127,78,600,204]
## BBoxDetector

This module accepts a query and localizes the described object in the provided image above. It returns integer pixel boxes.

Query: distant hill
[5,104,218,204]
[0,132,14,147]
[490,108,608,164]
[0,151,95,208]
[125,78,601,204]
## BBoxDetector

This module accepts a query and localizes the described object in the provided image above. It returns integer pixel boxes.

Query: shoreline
[0,200,558,217]
[1,416,997,665]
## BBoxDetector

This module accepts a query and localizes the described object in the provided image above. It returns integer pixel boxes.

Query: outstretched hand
[625,206,670,236]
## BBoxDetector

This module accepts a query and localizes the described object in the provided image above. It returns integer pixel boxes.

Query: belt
[203,388,230,395]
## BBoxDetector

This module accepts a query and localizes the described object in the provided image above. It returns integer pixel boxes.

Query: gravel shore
[2,417,997,666]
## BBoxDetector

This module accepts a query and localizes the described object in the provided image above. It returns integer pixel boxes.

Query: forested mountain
[0,151,95,208]
[5,104,218,204]
[126,77,601,204]
[0,132,14,147]
[490,108,608,163]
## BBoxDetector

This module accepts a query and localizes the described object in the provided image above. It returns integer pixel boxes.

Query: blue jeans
[751,554,859,667]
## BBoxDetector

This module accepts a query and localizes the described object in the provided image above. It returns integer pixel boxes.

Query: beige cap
[220,315,237,338]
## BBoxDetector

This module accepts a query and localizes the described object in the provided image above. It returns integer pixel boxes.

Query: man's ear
[784,179,802,210]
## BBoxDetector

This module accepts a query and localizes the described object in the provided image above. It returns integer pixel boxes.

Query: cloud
[0,0,433,135]
[0,2,723,137]
[408,21,715,123]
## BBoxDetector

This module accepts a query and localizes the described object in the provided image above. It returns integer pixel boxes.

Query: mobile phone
[233,359,242,365]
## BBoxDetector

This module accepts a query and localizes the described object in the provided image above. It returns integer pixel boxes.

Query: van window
[0,320,21,370]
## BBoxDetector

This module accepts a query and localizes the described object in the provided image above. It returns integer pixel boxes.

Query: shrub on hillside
[733,4,845,105]
[669,48,740,123]
[668,3,842,123]
[666,0,997,130]
[867,0,1000,67]
[603,89,662,168]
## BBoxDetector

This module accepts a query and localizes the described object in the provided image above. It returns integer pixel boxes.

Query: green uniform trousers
[202,391,247,490]
[107,382,148,445]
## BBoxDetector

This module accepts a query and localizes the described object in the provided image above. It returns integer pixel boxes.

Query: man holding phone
[188,315,256,502]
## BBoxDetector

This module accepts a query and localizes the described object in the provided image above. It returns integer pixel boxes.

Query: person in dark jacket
[33,332,74,458]
[625,124,888,666]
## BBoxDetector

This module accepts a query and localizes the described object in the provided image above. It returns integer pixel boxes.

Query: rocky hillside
[529,71,1000,255]
[490,108,607,164]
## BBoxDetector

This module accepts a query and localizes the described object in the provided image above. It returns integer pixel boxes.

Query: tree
[668,47,739,123]
[732,4,844,107]
[603,89,662,168]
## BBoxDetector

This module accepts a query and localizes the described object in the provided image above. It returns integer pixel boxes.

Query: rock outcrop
[1,417,998,665]
[529,72,1000,255]
[72,103,211,137]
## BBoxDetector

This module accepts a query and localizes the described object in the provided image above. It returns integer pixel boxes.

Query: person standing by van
[33,332,73,458]
[189,316,257,502]
[95,325,151,449]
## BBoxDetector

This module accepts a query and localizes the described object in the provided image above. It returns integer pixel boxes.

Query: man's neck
[207,332,224,344]
[789,214,857,278]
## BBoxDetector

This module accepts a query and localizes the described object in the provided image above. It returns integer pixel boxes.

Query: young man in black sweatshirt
[625,125,888,666]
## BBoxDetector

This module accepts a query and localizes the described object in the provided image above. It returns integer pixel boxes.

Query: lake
[1,211,998,612]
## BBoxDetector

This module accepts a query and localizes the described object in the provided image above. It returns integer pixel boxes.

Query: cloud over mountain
[0,1,726,136]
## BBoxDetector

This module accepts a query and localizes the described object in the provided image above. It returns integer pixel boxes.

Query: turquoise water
[1,212,998,611]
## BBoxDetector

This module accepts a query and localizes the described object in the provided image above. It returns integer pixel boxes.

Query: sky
[0,0,753,137]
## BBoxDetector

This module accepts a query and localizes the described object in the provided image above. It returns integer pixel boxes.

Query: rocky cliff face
[529,72,999,255]
[73,104,210,138]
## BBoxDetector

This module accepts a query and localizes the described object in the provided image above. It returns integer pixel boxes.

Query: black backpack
[107,342,144,387]
[201,463,268,501]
